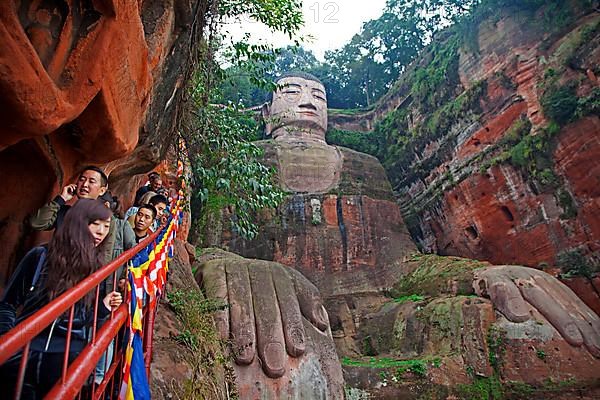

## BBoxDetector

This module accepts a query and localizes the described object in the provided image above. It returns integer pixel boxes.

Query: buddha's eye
[312,90,326,102]
[282,88,301,101]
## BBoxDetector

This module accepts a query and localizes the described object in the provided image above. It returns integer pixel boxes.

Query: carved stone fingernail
[287,326,306,357]
[263,342,285,378]
[313,305,328,331]
[234,340,254,365]
[563,322,583,346]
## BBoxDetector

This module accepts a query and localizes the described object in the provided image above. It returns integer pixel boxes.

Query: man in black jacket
[29,166,108,231]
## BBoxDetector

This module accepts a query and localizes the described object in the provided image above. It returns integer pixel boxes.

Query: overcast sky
[225,0,388,60]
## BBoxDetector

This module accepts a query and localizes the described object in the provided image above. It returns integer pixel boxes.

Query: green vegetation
[186,104,285,242]
[392,253,487,297]
[323,0,595,235]
[329,108,365,116]
[341,356,440,378]
[576,87,600,118]
[411,37,461,112]
[540,83,578,125]
[556,248,598,278]
[218,0,481,108]
[455,376,592,400]
[556,187,578,219]
[393,294,425,304]
[457,376,504,400]
[487,326,505,372]
[551,17,599,67]
[377,75,486,191]
[184,0,305,244]
[507,122,559,178]
[454,326,506,399]
[535,349,546,360]
[326,128,378,156]
[166,289,233,398]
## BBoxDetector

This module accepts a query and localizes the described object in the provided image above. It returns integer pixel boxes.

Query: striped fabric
[119,194,182,400]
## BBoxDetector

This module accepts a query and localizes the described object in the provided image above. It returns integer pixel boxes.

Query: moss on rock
[391,253,489,298]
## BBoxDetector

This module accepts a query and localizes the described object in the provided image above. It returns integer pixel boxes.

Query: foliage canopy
[182,0,302,241]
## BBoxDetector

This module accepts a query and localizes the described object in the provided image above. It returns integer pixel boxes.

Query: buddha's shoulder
[334,146,394,200]
[254,139,394,200]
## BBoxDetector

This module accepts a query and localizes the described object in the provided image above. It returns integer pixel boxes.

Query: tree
[182,0,304,241]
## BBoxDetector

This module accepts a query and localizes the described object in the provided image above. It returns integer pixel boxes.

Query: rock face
[347,254,600,399]
[327,5,600,306]
[212,141,417,355]
[151,240,234,399]
[195,249,345,400]
[222,141,416,292]
[0,0,199,287]
[211,135,600,397]
[421,117,600,268]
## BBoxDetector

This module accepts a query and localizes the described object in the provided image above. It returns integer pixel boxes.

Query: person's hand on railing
[103,291,123,312]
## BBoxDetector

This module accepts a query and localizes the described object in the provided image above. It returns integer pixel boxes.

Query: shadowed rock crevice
[336,196,348,270]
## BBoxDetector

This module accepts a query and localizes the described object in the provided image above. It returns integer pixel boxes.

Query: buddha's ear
[261,102,272,136]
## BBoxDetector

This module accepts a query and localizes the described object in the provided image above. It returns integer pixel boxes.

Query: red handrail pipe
[0,227,162,365]
[44,306,128,400]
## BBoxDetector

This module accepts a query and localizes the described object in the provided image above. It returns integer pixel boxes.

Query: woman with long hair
[0,198,122,399]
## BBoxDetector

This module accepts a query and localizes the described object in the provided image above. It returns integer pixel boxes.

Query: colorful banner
[119,188,183,400]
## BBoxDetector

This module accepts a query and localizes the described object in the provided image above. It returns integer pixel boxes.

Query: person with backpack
[0,199,122,399]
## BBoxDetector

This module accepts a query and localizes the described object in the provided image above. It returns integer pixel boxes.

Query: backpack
[0,247,47,336]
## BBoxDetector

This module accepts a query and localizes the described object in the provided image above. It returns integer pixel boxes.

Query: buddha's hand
[199,255,328,378]
[473,265,600,357]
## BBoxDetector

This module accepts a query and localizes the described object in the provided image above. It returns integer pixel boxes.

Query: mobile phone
[68,186,76,195]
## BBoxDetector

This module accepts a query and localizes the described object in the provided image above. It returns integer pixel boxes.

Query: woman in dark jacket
[0,199,123,399]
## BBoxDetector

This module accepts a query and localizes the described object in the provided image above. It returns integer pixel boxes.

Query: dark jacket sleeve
[1,247,46,305]
[134,185,150,206]
[29,196,66,231]
[0,247,46,335]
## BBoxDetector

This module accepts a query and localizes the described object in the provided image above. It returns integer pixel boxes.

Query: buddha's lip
[297,111,318,116]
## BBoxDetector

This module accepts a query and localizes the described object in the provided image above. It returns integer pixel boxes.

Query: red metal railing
[0,225,165,399]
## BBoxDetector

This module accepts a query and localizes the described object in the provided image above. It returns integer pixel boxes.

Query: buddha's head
[263,72,328,143]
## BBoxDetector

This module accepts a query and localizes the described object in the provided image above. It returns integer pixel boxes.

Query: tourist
[30,166,109,231]
[0,199,122,399]
[124,191,156,220]
[130,204,156,243]
[126,194,168,232]
[133,172,163,206]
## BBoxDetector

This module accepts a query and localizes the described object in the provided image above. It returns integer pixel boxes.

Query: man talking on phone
[30,166,108,231]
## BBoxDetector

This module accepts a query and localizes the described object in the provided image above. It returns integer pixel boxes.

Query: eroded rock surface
[327,6,600,283]
[207,66,600,398]
[195,249,345,400]
[0,0,198,286]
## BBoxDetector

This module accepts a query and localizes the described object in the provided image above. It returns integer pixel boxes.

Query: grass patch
[393,294,425,304]
[456,375,504,400]
[166,289,235,399]
[341,356,441,378]
[392,253,488,298]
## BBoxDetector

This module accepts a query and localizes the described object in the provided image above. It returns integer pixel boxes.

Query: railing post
[143,301,157,381]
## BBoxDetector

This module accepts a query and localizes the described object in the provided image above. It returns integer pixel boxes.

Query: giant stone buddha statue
[198,72,600,399]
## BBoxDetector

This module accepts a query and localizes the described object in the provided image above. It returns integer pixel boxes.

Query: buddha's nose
[299,90,316,109]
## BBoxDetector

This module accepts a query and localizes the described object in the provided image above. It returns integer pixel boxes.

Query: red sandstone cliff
[0,1,200,287]
[328,5,600,282]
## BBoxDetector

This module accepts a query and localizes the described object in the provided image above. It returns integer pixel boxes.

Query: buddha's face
[266,76,328,142]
